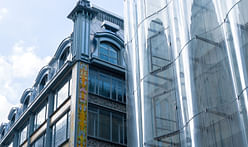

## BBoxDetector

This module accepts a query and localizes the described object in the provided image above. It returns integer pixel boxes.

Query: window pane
[109,57,117,64]
[35,105,46,130]
[20,125,28,144]
[99,43,119,65]
[33,134,45,147]
[117,81,123,102]
[54,115,67,147]
[57,82,69,108]
[99,109,110,140]
[112,114,122,143]
[99,75,110,98]
[123,82,126,103]
[88,110,98,137]
[111,80,117,100]
[89,71,96,93]
[109,49,117,57]
[99,54,109,61]
[99,47,108,55]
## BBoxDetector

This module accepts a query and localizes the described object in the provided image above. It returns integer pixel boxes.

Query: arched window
[99,42,118,65]
[23,96,30,111]
[39,75,48,92]
[59,47,70,68]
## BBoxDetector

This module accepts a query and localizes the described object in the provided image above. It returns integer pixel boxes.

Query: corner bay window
[54,78,71,110]
[51,112,70,147]
[89,70,126,103]
[88,105,126,144]
[99,42,118,65]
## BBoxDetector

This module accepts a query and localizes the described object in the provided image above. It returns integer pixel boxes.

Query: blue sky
[0,0,123,123]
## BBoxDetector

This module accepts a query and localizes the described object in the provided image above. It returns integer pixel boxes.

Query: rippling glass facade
[124,0,248,146]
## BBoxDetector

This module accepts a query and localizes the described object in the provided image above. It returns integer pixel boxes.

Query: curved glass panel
[99,42,118,65]
[125,0,248,146]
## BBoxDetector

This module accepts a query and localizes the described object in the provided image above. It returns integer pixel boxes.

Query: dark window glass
[99,109,110,140]
[111,79,117,101]
[59,48,70,68]
[123,83,126,103]
[99,43,118,65]
[89,71,96,93]
[23,96,30,110]
[117,81,123,102]
[88,107,98,137]
[112,114,123,143]
[99,75,110,98]
[88,70,125,103]
[40,75,48,92]
[124,118,127,144]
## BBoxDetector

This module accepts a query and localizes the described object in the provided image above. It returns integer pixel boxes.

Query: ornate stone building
[0,0,126,147]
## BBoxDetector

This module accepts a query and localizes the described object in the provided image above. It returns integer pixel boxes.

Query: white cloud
[0,8,8,21]
[1,8,8,14]
[0,95,15,123]
[0,41,51,123]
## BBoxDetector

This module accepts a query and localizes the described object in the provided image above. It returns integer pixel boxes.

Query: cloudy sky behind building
[0,0,123,123]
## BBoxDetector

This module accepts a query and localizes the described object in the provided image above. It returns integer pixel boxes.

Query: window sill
[88,92,126,105]
[88,135,127,146]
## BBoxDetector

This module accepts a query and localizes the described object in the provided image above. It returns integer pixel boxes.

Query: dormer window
[11,115,15,125]
[99,42,118,65]
[1,129,5,138]
[23,96,30,111]
[59,47,70,68]
[39,75,48,92]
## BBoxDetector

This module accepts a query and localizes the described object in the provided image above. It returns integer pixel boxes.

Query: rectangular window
[34,103,47,130]
[112,113,123,143]
[57,82,69,107]
[19,124,28,145]
[54,78,71,111]
[99,109,110,140]
[31,133,46,147]
[88,107,98,137]
[89,69,126,103]
[51,112,70,147]
[87,105,126,144]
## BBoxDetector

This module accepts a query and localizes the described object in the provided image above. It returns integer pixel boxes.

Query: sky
[0,0,123,123]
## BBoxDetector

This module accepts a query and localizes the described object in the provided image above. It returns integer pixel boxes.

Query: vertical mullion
[122,114,124,144]
[97,107,99,137]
